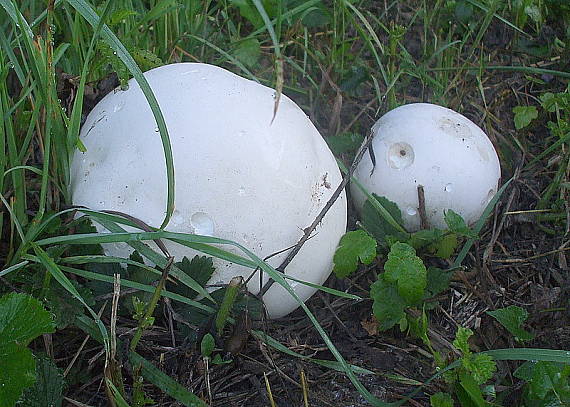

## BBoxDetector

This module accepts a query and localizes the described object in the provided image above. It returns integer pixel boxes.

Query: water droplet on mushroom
[444,183,453,192]
[191,212,214,236]
[406,207,417,216]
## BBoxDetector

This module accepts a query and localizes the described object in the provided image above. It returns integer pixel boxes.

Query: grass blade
[129,351,207,407]
[66,0,175,229]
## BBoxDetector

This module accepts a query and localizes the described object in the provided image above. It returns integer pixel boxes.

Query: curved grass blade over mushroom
[65,0,176,230]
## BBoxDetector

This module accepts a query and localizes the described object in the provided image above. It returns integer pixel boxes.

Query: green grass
[1,0,569,405]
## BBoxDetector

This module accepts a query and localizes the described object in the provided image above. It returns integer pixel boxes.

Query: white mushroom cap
[70,63,347,318]
[351,103,501,231]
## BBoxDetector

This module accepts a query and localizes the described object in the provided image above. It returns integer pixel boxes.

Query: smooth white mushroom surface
[70,63,347,318]
[351,103,501,231]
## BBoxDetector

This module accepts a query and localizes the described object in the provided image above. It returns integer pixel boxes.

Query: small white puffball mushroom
[70,63,347,318]
[351,103,501,231]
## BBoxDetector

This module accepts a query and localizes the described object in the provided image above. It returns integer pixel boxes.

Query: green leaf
[174,256,215,289]
[430,392,454,407]
[0,346,36,407]
[107,9,138,26]
[458,370,487,407]
[513,105,538,130]
[131,47,163,72]
[361,194,408,244]
[444,210,476,238]
[212,353,233,365]
[408,228,445,251]
[0,293,55,348]
[462,353,497,385]
[486,305,534,342]
[515,361,570,402]
[370,275,408,331]
[326,132,364,155]
[425,267,452,297]
[433,233,459,259]
[233,38,261,68]
[383,242,427,303]
[333,230,377,278]
[201,333,215,358]
[0,293,55,407]
[20,356,65,407]
[453,327,473,355]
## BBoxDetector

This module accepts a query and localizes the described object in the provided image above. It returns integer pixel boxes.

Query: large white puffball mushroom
[351,103,500,231]
[70,63,347,319]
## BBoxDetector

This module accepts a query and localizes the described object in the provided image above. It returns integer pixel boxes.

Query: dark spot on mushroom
[400,149,407,156]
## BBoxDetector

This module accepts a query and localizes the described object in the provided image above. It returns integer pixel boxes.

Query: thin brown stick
[259,126,378,297]
[417,185,428,230]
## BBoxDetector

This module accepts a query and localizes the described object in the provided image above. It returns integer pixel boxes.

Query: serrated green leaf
[430,392,454,407]
[370,275,408,331]
[462,353,497,385]
[486,305,534,342]
[0,346,36,407]
[0,293,55,407]
[174,256,215,289]
[333,230,377,278]
[131,47,163,72]
[444,210,476,238]
[233,38,261,68]
[361,194,408,244]
[513,105,538,130]
[383,242,426,303]
[0,293,55,348]
[20,355,65,407]
[453,327,473,355]
[201,333,215,357]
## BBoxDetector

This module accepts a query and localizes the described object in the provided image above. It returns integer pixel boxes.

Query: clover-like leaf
[383,242,426,303]
[486,305,534,342]
[333,230,377,278]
